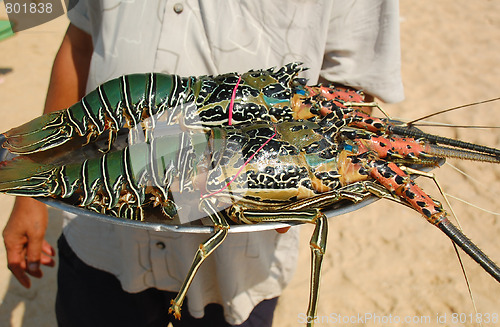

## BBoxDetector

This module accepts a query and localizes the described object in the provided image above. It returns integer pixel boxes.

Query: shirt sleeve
[66,0,91,35]
[321,0,404,103]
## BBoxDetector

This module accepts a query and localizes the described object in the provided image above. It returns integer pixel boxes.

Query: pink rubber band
[228,76,241,126]
[202,125,277,199]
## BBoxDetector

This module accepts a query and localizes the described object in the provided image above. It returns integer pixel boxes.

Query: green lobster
[0,63,499,326]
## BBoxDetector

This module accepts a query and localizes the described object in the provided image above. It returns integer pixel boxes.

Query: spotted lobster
[0,63,498,326]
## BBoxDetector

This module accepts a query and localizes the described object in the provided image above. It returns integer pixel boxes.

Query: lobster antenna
[444,161,500,215]
[451,243,483,327]
[407,97,500,126]
[445,193,500,216]
[389,125,500,157]
[427,144,500,163]
[343,102,392,119]
[410,121,500,129]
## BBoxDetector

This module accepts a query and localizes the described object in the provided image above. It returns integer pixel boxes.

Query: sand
[0,1,499,326]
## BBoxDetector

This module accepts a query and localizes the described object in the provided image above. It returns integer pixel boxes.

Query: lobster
[0,63,498,326]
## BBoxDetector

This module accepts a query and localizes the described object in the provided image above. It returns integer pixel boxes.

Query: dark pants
[56,235,278,327]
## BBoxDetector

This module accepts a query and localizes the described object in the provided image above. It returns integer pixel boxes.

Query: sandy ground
[0,1,499,327]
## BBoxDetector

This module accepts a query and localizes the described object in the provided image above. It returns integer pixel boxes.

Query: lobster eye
[292,78,307,87]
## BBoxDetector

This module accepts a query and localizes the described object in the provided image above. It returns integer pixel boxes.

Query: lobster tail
[0,156,60,196]
[2,111,74,154]
[438,219,500,283]
[1,73,194,156]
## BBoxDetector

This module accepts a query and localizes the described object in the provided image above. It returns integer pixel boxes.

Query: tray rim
[38,195,381,233]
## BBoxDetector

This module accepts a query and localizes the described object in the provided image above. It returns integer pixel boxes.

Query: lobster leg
[168,161,360,321]
[230,207,327,327]
[226,185,392,326]
[362,159,500,282]
[307,213,327,327]
[168,197,230,319]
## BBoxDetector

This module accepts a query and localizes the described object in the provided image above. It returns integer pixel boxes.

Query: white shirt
[65,0,403,324]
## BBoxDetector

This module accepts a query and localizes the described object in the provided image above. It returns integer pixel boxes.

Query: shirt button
[156,241,166,249]
[173,3,183,14]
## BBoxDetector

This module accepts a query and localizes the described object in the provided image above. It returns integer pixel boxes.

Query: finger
[39,240,56,267]
[26,261,43,278]
[41,239,56,257]
[275,226,291,234]
[24,217,49,272]
[40,253,56,267]
[7,261,31,288]
[5,246,31,287]
[26,235,45,278]
[3,234,31,288]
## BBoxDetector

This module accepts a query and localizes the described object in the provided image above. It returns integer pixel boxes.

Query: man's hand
[3,197,55,288]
